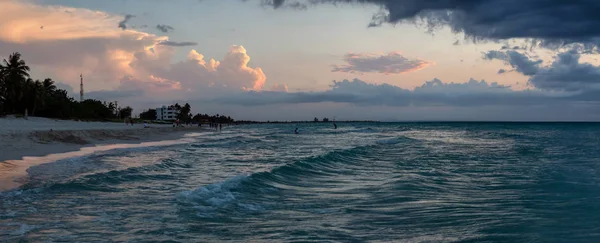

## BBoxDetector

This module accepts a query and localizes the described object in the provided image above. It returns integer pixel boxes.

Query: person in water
[333,123,337,129]
[294,128,299,134]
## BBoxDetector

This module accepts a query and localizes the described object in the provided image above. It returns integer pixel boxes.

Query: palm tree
[108,102,116,117]
[42,78,56,94]
[0,52,30,113]
[32,80,44,116]
[23,78,34,113]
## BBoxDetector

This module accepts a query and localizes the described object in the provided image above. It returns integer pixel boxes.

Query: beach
[0,116,208,162]
[0,116,212,191]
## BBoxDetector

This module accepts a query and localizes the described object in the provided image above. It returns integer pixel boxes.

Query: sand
[0,116,213,191]
[0,116,208,162]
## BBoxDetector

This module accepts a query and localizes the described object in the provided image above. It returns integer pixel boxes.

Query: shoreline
[0,125,210,162]
[0,124,212,192]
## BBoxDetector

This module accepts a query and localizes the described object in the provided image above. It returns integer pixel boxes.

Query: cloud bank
[0,0,266,101]
[331,52,432,75]
[484,48,600,92]
[213,78,563,107]
[256,0,600,51]
[2,0,600,121]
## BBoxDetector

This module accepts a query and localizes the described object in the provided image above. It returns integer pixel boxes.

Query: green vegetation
[192,113,234,124]
[0,52,133,120]
[312,117,331,122]
[177,103,191,121]
[139,109,156,120]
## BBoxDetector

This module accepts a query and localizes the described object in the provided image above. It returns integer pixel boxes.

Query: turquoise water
[2,123,600,242]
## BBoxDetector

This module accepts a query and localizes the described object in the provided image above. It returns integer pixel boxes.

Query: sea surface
[1,122,600,242]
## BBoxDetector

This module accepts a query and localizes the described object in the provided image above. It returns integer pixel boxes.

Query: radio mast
[80,73,84,102]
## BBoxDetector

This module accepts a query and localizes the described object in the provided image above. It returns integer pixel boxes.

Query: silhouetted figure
[334,123,337,129]
[294,128,299,134]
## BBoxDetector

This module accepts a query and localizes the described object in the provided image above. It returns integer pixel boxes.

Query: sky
[2,0,600,121]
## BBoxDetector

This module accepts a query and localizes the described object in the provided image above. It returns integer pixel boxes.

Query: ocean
[1,122,600,242]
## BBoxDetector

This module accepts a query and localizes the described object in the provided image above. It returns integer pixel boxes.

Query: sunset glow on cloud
[271,84,289,92]
[0,0,268,99]
[1,0,600,120]
[0,1,125,43]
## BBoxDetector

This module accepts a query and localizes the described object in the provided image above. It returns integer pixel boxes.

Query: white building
[156,105,180,121]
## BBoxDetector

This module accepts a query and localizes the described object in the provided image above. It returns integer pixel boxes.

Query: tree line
[0,52,133,120]
[314,117,331,122]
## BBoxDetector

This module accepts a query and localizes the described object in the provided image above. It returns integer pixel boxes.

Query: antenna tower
[80,74,84,102]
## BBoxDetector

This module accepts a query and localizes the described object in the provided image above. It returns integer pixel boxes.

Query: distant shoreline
[235,120,381,124]
[233,120,600,124]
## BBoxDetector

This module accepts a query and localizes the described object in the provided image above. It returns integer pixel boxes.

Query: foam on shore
[0,116,214,191]
[0,133,202,191]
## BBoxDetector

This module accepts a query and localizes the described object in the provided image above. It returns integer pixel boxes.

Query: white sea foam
[177,174,249,207]
[176,174,267,216]
[0,137,197,192]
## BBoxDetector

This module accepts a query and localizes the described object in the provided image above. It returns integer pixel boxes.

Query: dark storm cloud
[529,50,600,92]
[255,0,600,47]
[484,48,600,92]
[501,45,527,51]
[483,50,542,76]
[156,24,174,33]
[118,14,135,30]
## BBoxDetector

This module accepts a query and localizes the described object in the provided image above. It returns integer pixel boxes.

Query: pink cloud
[271,84,289,92]
[0,0,271,100]
[332,51,433,75]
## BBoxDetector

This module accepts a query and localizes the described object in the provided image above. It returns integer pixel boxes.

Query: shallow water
[2,122,600,242]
